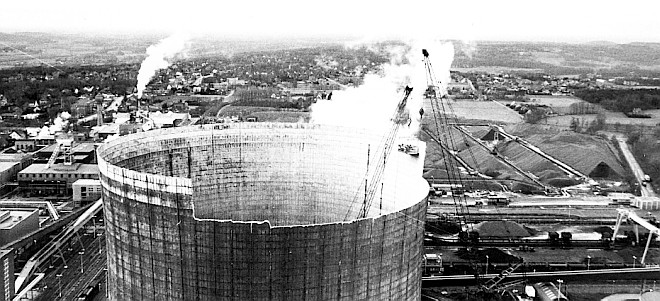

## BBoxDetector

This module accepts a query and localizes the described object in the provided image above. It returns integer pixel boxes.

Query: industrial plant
[0,33,659,301]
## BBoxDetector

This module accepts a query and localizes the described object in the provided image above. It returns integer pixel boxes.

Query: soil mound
[474,220,532,238]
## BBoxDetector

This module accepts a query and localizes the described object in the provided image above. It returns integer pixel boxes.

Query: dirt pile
[474,220,533,238]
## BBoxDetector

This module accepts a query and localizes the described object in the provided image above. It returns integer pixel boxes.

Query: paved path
[615,136,656,197]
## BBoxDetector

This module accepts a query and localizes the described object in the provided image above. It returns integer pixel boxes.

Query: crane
[345,86,413,220]
[422,48,473,230]
[422,48,525,289]
[613,209,659,265]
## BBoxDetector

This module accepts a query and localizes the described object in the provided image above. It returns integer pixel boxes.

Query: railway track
[427,212,617,225]
[424,235,618,248]
[32,233,105,300]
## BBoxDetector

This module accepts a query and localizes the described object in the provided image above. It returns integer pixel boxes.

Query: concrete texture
[97,123,429,301]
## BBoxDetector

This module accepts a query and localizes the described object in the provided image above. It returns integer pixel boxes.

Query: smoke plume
[49,111,71,134]
[136,33,189,99]
[309,40,455,212]
[310,40,455,136]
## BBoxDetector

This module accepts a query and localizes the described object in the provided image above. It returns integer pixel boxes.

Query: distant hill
[584,41,618,46]
[453,41,660,76]
[0,31,348,69]
[2,32,660,76]
[0,32,55,43]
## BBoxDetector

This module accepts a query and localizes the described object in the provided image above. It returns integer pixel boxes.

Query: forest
[573,89,660,113]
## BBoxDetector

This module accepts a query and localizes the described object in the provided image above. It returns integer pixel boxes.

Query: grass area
[526,95,584,114]
[545,111,660,128]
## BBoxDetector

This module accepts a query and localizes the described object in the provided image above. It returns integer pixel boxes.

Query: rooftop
[0,162,19,173]
[0,209,37,230]
[19,163,99,175]
[94,123,120,134]
[0,152,31,162]
[0,249,11,259]
[72,179,101,186]
[38,142,97,154]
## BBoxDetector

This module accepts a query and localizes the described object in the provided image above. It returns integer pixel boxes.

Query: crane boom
[350,86,413,219]
[421,48,474,229]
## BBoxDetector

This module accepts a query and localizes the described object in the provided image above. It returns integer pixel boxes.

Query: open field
[545,111,660,128]
[430,99,524,123]
[528,95,584,112]
[498,95,593,115]
[452,67,546,73]
[0,33,152,68]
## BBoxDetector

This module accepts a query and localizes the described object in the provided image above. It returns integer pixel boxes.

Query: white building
[72,179,102,204]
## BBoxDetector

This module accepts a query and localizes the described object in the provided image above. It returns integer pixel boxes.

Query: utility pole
[485,255,489,275]
[79,251,85,274]
[56,274,62,297]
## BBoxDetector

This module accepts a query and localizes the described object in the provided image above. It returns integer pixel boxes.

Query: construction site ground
[426,244,659,266]
[429,197,629,217]
[424,98,638,191]
[428,197,617,218]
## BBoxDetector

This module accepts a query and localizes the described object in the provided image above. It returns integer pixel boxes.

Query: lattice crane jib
[351,86,414,220]
[422,49,474,230]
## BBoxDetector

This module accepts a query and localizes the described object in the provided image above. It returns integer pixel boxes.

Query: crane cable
[423,49,473,232]
[343,86,413,221]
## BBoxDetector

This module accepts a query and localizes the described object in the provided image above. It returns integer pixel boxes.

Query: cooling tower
[97,123,429,301]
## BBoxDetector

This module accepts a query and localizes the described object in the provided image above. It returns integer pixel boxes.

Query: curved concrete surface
[98,123,429,301]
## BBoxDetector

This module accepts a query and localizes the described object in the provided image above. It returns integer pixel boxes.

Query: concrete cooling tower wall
[97,123,429,301]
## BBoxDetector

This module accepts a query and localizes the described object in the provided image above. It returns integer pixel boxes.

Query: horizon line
[1,31,659,46]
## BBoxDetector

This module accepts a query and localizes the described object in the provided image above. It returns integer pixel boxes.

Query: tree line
[574,89,660,113]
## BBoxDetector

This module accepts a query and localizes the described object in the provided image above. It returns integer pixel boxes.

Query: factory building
[0,249,14,301]
[72,179,102,205]
[98,123,429,301]
[632,196,660,210]
[14,137,55,152]
[0,163,20,186]
[0,151,33,171]
[33,142,97,165]
[17,163,99,196]
[0,210,39,247]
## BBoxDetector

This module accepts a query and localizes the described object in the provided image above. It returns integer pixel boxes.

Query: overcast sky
[1,0,658,43]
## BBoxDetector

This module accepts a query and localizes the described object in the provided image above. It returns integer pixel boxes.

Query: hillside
[453,41,660,76]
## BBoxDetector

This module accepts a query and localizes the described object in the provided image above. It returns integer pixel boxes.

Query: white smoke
[49,111,71,134]
[136,33,189,99]
[310,39,455,136]
[310,40,455,214]
[458,23,478,60]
